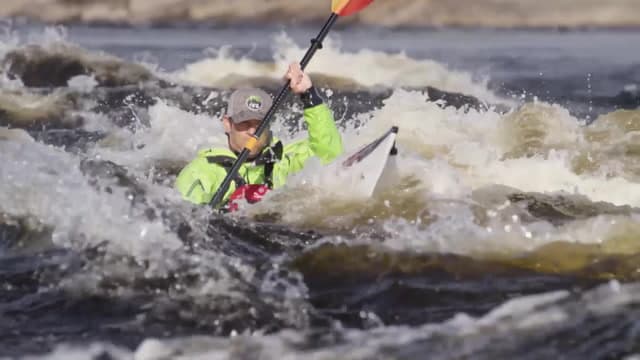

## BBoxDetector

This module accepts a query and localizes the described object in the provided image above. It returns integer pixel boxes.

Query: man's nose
[248,127,257,135]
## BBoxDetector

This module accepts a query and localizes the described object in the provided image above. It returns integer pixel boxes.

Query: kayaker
[175,62,343,209]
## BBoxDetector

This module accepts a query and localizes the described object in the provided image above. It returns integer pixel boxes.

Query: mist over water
[1,21,640,359]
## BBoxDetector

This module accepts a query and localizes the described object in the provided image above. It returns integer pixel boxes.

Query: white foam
[0,140,183,264]
[177,33,504,104]
[346,91,640,207]
[23,343,131,360]
[90,99,225,170]
[67,74,98,92]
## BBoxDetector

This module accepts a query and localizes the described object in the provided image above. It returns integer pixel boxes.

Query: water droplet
[609,280,621,293]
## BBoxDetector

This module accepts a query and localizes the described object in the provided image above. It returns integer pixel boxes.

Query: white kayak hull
[338,126,398,199]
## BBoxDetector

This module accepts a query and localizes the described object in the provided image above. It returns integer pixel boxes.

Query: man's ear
[222,115,232,133]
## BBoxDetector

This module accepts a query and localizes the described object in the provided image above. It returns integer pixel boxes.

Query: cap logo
[246,95,263,111]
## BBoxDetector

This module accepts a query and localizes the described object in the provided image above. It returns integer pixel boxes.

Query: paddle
[209,0,374,209]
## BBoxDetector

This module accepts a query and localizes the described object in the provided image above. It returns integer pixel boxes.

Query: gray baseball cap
[227,88,273,124]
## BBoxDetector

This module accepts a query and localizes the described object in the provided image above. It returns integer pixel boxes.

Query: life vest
[207,141,283,212]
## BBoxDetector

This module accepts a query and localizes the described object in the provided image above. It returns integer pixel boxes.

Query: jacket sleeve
[271,97,344,187]
[304,103,343,164]
[174,157,233,205]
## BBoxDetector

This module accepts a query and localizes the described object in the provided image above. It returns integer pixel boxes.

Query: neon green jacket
[175,104,343,205]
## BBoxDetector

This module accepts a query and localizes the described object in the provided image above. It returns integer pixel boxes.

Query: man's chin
[248,151,261,160]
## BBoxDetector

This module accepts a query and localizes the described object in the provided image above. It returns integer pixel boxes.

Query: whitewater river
[1,22,640,359]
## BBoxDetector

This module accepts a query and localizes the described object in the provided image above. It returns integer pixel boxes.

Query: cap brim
[230,110,267,124]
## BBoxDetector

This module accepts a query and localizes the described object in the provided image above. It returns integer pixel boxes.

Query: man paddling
[175,62,343,208]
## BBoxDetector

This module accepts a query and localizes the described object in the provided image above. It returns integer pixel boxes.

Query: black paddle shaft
[209,13,340,208]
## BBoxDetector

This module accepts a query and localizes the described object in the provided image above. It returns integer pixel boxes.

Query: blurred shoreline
[2,0,640,29]
[6,19,640,33]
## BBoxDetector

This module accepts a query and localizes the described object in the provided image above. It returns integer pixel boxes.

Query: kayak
[339,126,399,198]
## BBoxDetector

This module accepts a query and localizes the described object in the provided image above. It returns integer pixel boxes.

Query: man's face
[223,116,269,156]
